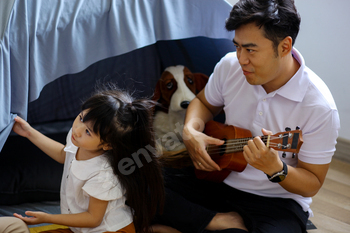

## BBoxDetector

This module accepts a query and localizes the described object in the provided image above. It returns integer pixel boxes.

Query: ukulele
[194,120,303,182]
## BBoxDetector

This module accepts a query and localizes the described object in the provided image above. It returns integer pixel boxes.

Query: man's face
[233,22,283,93]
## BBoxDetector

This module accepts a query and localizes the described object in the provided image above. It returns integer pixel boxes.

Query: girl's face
[71,110,108,159]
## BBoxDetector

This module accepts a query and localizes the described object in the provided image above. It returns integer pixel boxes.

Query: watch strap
[266,161,288,183]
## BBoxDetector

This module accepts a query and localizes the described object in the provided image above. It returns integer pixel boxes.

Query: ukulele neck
[218,135,270,154]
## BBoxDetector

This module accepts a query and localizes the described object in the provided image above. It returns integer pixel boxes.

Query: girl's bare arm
[14,197,108,227]
[12,116,66,164]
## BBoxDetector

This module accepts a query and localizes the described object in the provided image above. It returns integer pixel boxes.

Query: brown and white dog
[153,65,208,151]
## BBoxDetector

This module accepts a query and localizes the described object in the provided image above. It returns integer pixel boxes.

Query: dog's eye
[166,82,173,89]
[187,77,193,84]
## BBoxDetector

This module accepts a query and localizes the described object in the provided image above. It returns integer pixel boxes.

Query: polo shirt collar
[275,48,309,102]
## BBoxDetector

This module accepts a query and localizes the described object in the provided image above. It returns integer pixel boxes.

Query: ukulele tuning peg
[285,127,291,131]
[282,152,286,158]
[295,126,300,130]
[292,153,296,158]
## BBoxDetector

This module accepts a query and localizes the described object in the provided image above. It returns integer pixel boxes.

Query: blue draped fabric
[0,0,234,151]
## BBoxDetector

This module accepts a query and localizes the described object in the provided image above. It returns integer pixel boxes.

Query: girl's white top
[60,129,133,233]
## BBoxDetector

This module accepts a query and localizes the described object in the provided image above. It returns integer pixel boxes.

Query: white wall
[226,0,350,140]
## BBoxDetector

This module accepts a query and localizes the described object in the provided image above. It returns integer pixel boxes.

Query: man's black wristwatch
[266,161,288,183]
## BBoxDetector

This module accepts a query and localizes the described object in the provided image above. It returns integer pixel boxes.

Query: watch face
[266,162,288,182]
[269,172,286,182]
[278,175,286,181]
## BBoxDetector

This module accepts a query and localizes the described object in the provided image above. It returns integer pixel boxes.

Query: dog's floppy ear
[193,73,209,94]
[152,80,165,114]
[152,76,170,114]
[152,80,162,103]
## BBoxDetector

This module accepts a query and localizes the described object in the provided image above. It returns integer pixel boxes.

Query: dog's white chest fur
[154,110,186,151]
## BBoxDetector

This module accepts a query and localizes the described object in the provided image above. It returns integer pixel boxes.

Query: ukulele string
[206,135,288,154]
[207,142,282,154]
[224,134,288,143]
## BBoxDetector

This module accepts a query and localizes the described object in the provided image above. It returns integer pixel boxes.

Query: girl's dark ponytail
[117,98,164,233]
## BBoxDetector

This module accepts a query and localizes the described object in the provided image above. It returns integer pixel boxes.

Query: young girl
[12,87,164,233]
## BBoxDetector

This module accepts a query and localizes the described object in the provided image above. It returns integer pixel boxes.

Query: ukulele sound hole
[219,138,227,156]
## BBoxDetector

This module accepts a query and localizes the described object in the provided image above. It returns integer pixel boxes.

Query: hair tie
[128,102,139,126]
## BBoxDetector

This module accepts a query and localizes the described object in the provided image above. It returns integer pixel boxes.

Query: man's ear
[279,36,293,57]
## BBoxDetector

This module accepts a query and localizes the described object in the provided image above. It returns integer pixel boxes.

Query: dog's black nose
[180,101,190,109]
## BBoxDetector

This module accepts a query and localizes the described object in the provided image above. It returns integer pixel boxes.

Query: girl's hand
[12,116,32,138]
[14,211,50,225]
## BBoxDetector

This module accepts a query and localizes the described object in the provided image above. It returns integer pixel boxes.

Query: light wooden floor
[308,158,350,233]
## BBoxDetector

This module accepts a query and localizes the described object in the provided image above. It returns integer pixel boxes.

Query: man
[153,0,340,232]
